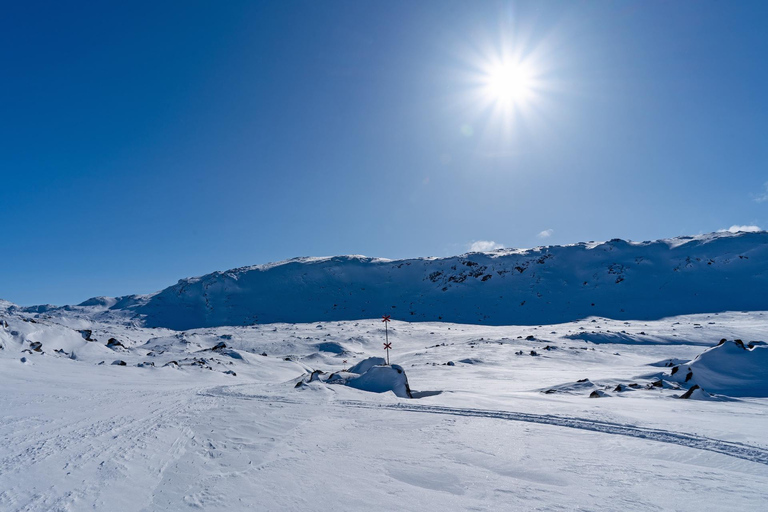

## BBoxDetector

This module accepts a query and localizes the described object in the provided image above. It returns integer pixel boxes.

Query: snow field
[1,310,768,510]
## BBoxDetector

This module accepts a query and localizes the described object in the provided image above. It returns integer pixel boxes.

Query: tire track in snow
[204,389,768,466]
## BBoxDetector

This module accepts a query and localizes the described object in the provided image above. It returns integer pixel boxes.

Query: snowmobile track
[205,388,768,466]
[349,401,768,466]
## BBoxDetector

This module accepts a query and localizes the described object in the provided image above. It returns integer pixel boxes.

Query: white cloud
[537,229,554,239]
[754,182,768,203]
[469,240,504,252]
[718,225,762,233]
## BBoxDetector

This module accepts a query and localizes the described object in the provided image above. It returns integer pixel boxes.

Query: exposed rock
[680,385,701,399]
[78,329,95,341]
[107,338,125,349]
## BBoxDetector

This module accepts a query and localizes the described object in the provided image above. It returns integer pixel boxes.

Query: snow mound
[670,340,768,397]
[313,341,349,354]
[346,364,412,398]
[541,378,596,395]
[679,385,715,400]
[348,356,386,374]
[648,358,689,367]
[299,357,412,398]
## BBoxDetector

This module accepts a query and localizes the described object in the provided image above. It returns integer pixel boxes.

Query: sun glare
[456,33,553,138]
[484,61,534,106]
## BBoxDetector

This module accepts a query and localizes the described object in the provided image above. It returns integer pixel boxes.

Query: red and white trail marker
[382,315,392,365]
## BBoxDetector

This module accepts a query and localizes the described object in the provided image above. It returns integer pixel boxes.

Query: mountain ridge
[5,230,767,329]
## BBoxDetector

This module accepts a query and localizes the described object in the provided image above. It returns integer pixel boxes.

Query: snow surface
[669,340,768,397]
[2,305,768,511]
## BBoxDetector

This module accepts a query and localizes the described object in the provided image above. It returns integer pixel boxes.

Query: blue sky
[1,1,767,305]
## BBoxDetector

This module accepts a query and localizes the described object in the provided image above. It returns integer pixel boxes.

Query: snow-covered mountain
[3,232,768,511]
[10,230,768,330]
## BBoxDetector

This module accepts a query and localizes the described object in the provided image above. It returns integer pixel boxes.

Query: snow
[669,340,768,397]
[3,231,768,510]
[297,357,412,397]
[345,362,412,398]
[2,306,768,511]
[348,355,386,374]
[14,230,768,329]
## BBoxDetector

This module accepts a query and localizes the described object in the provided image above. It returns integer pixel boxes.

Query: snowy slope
[668,340,768,397]
[15,230,767,330]
[2,308,768,511]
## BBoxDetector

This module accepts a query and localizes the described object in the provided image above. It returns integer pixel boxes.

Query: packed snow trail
[204,389,768,466]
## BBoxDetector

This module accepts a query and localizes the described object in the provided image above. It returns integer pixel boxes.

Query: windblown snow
[2,231,768,511]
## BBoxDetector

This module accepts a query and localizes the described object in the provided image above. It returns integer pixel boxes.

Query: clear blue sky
[2,1,767,305]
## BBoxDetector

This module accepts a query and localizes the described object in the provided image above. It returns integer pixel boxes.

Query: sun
[483,61,534,106]
[454,34,552,137]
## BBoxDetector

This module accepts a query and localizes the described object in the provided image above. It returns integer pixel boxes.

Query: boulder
[107,338,125,349]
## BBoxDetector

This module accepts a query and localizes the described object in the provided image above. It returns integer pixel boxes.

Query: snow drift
[670,340,768,397]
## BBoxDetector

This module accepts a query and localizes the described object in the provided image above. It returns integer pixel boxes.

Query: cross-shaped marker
[382,314,392,365]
